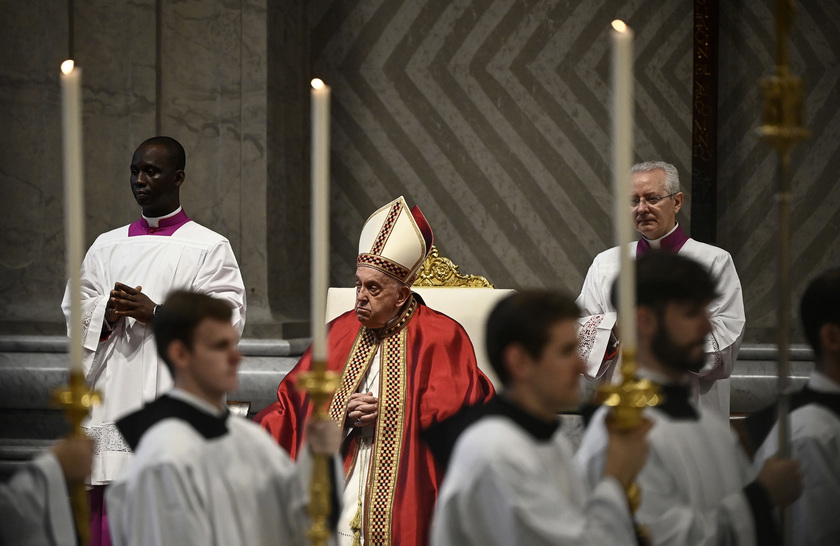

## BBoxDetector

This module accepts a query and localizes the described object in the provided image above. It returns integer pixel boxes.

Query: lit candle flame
[61,60,75,75]
[311,78,325,90]
[611,20,628,33]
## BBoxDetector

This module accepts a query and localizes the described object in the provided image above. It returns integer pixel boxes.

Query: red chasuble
[256,295,494,546]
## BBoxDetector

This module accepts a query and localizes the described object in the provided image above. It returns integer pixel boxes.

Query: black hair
[485,290,580,386]
[611,251,719,312]
[800,268,840,359]
[138,136,186,171]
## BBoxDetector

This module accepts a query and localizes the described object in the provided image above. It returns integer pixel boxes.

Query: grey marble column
[0,0,312,339]
[266,0,313,337]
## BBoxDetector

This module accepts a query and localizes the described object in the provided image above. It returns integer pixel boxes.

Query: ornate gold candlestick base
[298,365,340,546]
[594,349,660,542]
[51,369,100,546]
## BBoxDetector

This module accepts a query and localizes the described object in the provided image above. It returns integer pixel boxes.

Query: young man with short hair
[107,290,339,546]
[431,290,650,546]
[751,268,840,545]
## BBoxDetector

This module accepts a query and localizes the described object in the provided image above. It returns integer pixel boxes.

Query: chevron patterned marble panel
[312,0,839,345]
[718,0,840,343]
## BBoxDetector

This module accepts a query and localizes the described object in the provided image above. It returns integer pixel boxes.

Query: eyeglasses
[631,193,677,207]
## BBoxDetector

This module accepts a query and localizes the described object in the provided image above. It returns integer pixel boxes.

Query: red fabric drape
[256,303,494,545]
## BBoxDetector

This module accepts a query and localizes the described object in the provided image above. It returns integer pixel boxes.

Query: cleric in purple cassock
[576,161,745,420]
[61,136,246,546]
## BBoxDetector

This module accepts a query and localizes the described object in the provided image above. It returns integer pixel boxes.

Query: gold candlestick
[51,369,101,546]
[757,0,809,462]
[298,365,339,546]
[757,2,808,545]
[594,348,659,538]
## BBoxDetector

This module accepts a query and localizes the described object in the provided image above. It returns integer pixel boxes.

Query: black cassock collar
[116,394,229,450]
[652,382,700,421]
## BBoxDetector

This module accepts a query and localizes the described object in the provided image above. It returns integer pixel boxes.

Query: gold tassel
[350,498,363,546]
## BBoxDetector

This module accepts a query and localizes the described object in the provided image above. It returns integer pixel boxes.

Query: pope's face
[632,169,682,240]
[354,266,407,329]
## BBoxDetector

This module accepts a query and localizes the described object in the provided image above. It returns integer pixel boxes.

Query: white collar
[142,206,182,228]
[641,222,679,250]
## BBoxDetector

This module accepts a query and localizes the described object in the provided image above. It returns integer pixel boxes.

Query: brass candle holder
[594,348,660,536]
[51,368,100,546]
[298,364,340,546]
[757,3,809,545]
[757,0,809,463]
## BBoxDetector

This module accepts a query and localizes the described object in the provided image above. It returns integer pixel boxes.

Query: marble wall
[718,0,840,343]
[1,0,838,345]
[1,1,72,334]
[0,0,279,336]
[309,0,840,346]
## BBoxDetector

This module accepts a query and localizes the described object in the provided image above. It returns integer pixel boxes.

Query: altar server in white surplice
[431,290,651,546]
[107,291,341,546]
[576,252,801,546]
[60,136,246,544]
[750,269,840,546]
[0,435,93,546]
[576,161,744,420]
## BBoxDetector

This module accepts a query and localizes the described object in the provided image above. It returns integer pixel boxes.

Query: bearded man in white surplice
[576,252,801,546]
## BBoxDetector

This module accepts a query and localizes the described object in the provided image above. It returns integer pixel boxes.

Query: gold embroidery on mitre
[368,200,403,255]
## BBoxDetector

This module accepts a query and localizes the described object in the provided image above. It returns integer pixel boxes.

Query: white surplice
[576,396,762,546]
[431,415,636,546]
[107,390,335,546]
[61,217,246,484]
[0,452,76,546]
[752,371,840,546]
[576,235,745,418]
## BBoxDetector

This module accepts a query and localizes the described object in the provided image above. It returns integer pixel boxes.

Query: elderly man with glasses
[576,161,745,420]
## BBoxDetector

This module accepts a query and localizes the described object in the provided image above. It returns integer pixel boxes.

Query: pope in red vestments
[256,196,494,546]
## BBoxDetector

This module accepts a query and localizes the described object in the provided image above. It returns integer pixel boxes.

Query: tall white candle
[311,78,331,363]
[611,21,636,353]
[61,60,85,372]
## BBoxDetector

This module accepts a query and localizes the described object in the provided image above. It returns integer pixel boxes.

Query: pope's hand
[346,392,378,428]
